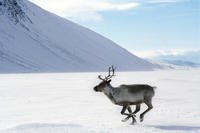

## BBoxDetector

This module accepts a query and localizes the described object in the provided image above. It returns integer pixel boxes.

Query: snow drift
[0,0,159,73]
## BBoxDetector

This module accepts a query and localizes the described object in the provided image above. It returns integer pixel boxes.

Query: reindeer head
[94,66,116,92]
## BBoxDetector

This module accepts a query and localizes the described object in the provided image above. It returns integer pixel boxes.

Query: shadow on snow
[148,125,200,131]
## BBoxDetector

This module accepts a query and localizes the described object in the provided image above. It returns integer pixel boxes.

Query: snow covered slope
[0,0,159,73]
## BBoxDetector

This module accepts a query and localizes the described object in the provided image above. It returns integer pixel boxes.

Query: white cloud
[132,49,200,58]
[29,0,139,21]
[148,0,179,3]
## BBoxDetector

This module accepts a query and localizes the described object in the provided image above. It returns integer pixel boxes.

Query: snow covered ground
[0,69,199,133]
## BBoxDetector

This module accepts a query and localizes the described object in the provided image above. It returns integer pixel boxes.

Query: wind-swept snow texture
[0,69,199,133]
[0,0,159,73]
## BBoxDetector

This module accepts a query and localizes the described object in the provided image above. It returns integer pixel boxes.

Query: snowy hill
[0,0,159,73]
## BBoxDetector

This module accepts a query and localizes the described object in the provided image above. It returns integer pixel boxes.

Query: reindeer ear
[107,80,111,83]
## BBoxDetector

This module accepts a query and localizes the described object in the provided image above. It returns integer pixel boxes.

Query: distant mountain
[0,0,159,73]
[155,50,200,62]
[153,50,200,67]
[162,60,200,67]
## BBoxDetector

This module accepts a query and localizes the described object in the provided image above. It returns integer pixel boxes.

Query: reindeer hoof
[122,119,127,122]
[130,121,137,125]
[122,117,130,122]
[140,115,144,122]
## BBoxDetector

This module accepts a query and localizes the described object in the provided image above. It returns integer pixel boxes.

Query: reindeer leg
[121,105,128,122]
[122,106,136,122]
[140,99,153,122]
[132,104,141,115]
[121,105,135,123]
[124,104,140,122]
[125,104,141,125]
[121,105,132,122]
[127,106,137,124]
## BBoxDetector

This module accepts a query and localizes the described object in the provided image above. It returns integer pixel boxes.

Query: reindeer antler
[98,65,116,81]
[105,65,116,80]
[98,75,105,81]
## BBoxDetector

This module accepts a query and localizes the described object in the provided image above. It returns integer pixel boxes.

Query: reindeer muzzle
[94,86,98,92]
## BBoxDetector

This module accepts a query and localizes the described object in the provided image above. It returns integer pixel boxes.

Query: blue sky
[30,0,199,57]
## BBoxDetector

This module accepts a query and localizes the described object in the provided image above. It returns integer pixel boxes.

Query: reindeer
[93,66,155,124]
